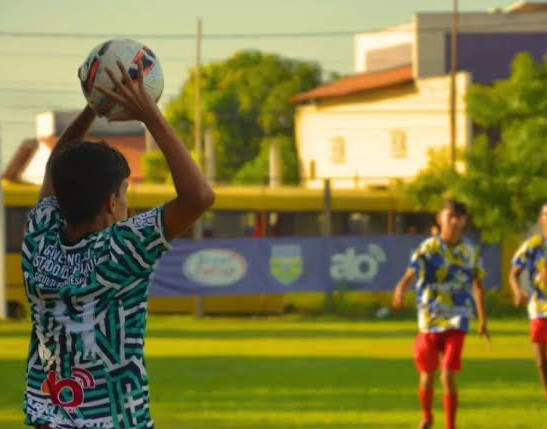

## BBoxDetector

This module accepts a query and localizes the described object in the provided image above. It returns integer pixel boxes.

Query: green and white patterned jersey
[22,197,171,429]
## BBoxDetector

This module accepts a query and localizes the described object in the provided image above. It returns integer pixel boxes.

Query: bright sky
[0,0,515,166]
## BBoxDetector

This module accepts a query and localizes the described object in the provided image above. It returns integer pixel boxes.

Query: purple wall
[445,33,547,84]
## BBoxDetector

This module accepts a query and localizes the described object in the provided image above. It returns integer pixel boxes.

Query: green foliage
[142,150,170,184]
[165,50,322,184]
[233,136,301,185]
[405,52,547,243]
[232,142,270,185]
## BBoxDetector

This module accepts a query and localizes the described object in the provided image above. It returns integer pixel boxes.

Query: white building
[294,1,547,189]
[293,68,470,189]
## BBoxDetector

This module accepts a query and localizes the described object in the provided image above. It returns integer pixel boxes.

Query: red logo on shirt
[42,368,95,409]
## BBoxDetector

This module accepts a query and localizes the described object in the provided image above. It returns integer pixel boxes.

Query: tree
[405,53,547,243]
[164,50,322,184]
[142,150,170,184]
[232,136,300,185]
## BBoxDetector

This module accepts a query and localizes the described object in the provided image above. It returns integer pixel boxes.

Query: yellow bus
[3,179,434,317]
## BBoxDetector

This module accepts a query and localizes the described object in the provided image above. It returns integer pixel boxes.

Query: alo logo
[42,368,95,409]
[330,245,387,283]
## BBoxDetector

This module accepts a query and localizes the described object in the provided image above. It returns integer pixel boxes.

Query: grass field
[0,316,545,429]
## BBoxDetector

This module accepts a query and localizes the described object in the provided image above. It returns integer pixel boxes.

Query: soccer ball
[78,38,164,118]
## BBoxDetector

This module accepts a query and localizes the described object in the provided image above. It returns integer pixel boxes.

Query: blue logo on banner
[150,236,501,296]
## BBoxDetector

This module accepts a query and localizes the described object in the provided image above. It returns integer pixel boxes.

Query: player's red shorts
[414,329,466,372]
[531,318,547,343]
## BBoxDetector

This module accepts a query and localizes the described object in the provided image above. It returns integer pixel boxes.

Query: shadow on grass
[144,328,421,340]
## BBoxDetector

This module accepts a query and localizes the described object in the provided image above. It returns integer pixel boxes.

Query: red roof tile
[506,1,547,13]
[40,136,147,183]
[291,65,414,104]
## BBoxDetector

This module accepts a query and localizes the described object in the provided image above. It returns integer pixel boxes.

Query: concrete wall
[415,11,547,80]
[354,27,414,73]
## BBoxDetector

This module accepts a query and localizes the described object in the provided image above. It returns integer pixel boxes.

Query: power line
[0,50,221,63]
[0,50,351,64]
[2,21,547,40]
[0,30,362,40]
[0,87,179,98]
[0,104,78,111]
[0,121,35,125]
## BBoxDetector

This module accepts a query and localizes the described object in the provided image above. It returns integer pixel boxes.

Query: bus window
[6,207,31,252]
[272,213,322,237]
[331,213,351,235]
[208,211,250,239]
[394,212,436,235]
[348,212,389,235]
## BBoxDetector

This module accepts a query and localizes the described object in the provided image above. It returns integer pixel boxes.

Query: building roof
[505,1,547,13]
[2,139,38,181]
[36,111,145,140]
[291,65,414,104]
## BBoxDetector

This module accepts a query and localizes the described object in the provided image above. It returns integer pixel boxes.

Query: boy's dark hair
[442,199,468,217]
[51,140,130,225]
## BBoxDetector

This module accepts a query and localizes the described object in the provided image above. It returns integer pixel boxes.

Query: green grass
[1,316,546,428]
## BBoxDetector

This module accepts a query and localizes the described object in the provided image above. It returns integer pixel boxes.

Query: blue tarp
[151,235,501,296]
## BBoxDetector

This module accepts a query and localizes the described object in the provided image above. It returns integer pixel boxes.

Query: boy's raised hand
[96,60,159,123]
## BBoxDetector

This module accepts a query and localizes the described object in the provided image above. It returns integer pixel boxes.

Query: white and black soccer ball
[78,38,164,118]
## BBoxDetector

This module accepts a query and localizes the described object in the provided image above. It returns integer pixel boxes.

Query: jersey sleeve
[25,197,64,234]
[109,206,172,277]
[512,239,532,270]
[409,240,428,275]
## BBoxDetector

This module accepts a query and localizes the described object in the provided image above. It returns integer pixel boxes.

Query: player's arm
[540,262,547,288]
[473,278,490,341]
[509,265,528,307]
[392,268,416,309]
[97,61,214,240]
[39,105,96,200]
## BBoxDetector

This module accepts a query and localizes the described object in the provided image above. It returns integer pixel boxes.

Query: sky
[0,0,518,167]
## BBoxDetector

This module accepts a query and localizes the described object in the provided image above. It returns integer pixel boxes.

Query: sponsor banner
[150,236,501,296]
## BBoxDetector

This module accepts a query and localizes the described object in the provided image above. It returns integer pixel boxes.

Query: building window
[391,129,407,159]
[330,137,346,164]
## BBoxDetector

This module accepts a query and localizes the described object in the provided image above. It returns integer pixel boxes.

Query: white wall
[354,26,414,73]
[295,73,470,189]
[20,142,51,185]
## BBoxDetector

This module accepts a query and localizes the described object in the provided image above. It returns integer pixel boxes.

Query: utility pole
[450,0,459,169]
[0,126,7,319]
[193,17,204,243]
[195,17,203,177]
[323,178,333,313]
[194,18,205,317]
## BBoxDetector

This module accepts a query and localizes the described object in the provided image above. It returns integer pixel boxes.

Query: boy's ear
[105,194,116,216]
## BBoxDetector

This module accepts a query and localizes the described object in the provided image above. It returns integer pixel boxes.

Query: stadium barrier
[151,235,501,297]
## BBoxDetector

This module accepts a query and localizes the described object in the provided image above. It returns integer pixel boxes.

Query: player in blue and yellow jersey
[393,200,489,429]
[509,203,547,401]
[22,61,214,428]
